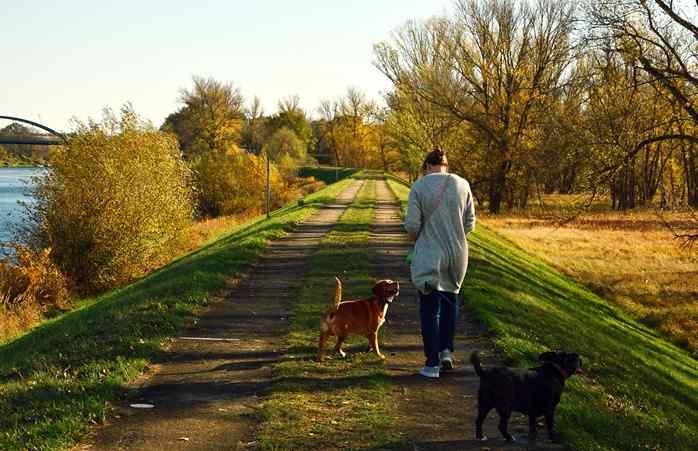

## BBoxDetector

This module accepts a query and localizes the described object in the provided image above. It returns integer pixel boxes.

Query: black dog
[470,351,582,443]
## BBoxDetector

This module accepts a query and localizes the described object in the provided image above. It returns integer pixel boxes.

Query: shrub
[21,106,194,294]
[191,150,291,217]
[0,245,69,341]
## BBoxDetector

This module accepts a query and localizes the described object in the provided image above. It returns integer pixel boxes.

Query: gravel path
[77,180,364,451]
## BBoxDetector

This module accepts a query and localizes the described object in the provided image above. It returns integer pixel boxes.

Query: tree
[266,95,315,152]
[382,84,466,181]
[241,96,268,154]
[316,87,386,169]
[375,0,577,212]
[581,0,698,243]
[162,76,245,156]
[262,127,308,163]
[23,106,193,294]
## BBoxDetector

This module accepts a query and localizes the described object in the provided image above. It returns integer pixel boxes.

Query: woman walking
[404,149,476,378]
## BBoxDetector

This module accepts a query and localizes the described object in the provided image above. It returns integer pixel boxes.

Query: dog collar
[549,362,568,380]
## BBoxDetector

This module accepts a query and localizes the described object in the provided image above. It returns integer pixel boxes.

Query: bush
[22,106,194,294]
[191,150,293,217]
[0,245,69,341]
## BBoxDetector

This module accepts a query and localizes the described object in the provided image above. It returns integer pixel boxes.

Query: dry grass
[0,246,70,342]
[481,199,698,355]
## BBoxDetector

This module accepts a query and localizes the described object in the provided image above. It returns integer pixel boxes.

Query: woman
[404,149,476,378]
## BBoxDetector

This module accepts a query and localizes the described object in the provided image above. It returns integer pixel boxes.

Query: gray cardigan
[404,173,476,294]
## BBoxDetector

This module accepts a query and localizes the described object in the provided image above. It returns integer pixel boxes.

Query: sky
[1,0,450,132]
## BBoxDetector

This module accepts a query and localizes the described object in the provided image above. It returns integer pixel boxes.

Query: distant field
[481,195,698,356]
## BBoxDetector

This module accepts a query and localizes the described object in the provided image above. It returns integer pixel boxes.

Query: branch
[651,0,698,40]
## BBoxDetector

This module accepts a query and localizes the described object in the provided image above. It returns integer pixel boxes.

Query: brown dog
[316,277,399,361]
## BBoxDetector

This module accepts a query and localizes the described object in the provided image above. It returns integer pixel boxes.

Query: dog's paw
[475,435,487,441]
[377,353,386,360]
[549,431,561,443]
[337,349,346,358]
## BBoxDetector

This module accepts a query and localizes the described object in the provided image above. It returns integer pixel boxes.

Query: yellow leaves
[26,107,194,294]
[191,151,294,218]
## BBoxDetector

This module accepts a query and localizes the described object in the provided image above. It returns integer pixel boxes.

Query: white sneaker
[440,349,454,370]
[419,366,440,378]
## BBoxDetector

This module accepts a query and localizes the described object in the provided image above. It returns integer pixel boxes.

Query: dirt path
[77,180,364,451]
[371,178,564,450]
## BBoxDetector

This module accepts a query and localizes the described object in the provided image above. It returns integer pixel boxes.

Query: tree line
[373,0,698,220]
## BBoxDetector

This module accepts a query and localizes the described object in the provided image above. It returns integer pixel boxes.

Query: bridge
[0,115,67,145]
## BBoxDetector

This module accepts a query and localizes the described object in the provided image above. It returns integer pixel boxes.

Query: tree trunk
[488,160,510,214]
[683,146,698,207]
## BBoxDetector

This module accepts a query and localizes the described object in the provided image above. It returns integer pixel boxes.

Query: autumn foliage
[193,151,275,217]
[0,245,69,341]
[23,107,194,294]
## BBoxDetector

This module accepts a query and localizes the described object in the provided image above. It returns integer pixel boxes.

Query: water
[0,167,42,243]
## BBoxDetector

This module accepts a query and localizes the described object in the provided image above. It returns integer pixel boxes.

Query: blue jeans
[419,289,459,367]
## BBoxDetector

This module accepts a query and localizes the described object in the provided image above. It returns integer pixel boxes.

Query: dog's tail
[331,276,343,312]
[470,352,484,377]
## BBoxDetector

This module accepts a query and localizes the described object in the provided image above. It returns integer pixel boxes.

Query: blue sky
[1,1,450,131]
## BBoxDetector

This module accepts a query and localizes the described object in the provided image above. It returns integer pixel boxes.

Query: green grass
[298,166,358,185]
[388,176,698,451]
[256,177,402,450]
[385,176,409,214]
[0,177,356,451]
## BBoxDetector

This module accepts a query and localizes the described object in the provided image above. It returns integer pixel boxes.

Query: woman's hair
[422,148,448,170]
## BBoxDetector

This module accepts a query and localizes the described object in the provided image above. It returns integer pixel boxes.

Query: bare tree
[584,0,698,243]
[375,0,577,212]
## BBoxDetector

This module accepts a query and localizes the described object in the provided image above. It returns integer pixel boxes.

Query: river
[0,167,41,244]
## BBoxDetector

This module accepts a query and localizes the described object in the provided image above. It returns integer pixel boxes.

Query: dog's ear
[372,281,383,296]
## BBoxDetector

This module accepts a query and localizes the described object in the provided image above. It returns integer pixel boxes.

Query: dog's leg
[496,408,515,442]
[528,415,538,442]
[475,402,491,440]
[544,409,561,443]
[368,331,385,359]
[334,335,347,358]
[316,332,328,362]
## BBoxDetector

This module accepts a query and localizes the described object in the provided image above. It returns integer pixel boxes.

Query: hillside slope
[387,178,697,450]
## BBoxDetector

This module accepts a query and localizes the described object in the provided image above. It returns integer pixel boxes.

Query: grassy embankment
[0,177,356,451]
[481,196,697,356]
[256,177,404,450]
[386,178,697,451]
